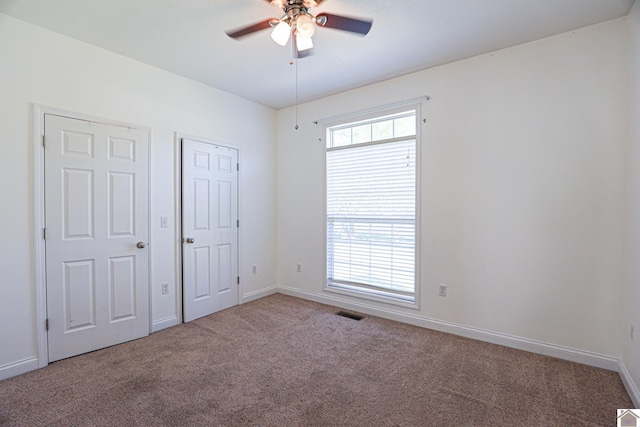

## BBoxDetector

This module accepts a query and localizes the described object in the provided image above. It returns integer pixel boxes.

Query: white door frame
[32,104,152,367]
[173,132,242,323]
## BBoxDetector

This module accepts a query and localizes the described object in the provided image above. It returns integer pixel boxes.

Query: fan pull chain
[295,56,299,130]
[289,41,299,130]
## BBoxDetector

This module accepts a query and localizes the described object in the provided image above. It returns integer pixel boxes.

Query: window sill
[324,281,419,310]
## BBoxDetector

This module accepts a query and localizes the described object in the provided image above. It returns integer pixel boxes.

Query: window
[325,107,419,306]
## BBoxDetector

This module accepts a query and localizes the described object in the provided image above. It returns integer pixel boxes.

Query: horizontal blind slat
[327,129,416,295]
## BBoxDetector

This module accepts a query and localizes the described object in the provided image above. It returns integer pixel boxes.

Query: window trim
[323,104,421,310]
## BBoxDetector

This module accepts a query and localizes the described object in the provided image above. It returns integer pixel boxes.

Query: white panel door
[182,138,238,322]
[44,114,149,362]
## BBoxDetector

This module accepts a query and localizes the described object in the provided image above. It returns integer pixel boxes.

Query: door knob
[185,237,195,244]
[136,242,147,249]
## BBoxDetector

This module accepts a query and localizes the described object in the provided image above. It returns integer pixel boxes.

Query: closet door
[45,114,149,362]
[182,138,238,322]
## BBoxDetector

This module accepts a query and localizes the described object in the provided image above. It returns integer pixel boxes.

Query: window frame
[323,104,421,309]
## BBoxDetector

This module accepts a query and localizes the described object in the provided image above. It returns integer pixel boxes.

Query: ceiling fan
[226,0,373,57]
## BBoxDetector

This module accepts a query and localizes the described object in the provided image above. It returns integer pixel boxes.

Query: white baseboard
[151,315,179,333]
[619,361,640,408]
[424,319,620,371]
[0,356,39,381]
[242,285,278,304]
[276,285,619,372]
[3,287,636,408]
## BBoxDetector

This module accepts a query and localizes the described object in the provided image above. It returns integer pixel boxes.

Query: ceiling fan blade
[315,13,372,36]
[226,19,279,39]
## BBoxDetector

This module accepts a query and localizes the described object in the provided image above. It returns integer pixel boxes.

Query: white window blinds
[326,109,417,302]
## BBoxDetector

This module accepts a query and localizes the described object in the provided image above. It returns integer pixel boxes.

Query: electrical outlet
[252,265,257,274]
[297,263,302,273]
[438,284,447,297]
[160,216,168,228]
[631,322,636,341]
[161,282,169,295]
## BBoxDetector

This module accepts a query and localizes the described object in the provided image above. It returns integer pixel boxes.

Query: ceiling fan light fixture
[271,21,291,46]
[296,33,314,51]
[296,14,316,38]
[270,0,284,7]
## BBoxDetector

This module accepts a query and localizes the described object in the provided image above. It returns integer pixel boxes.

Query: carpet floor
[0,294,632,426]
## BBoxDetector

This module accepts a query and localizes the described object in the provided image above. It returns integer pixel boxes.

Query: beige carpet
[0,294,632,426]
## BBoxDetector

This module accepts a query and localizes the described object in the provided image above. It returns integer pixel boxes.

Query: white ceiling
[0,0,634,109]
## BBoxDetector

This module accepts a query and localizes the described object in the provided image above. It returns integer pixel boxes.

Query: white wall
[622,0,640,406]
[0,14,277,376]
[277,17,629,358]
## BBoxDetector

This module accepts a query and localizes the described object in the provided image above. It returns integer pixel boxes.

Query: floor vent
[336,311,364,321]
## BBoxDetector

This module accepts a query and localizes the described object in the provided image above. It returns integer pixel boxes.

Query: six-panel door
[182,138,239,322]
[44,114,149,362]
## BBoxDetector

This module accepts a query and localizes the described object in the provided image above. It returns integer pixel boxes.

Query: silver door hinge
[45,318,49,331]
[237,276,240,285]
[237,219,239,228]
[237,163,239,171]
[42,135,46,148]
[43,228,47,240]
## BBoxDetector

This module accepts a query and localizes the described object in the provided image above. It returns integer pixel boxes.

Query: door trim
[33,104,152,367]
[174,132,242,323]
